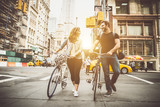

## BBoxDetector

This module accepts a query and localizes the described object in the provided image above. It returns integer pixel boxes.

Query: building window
[128,25,142,35]
[144,22,153,36]
[128,21,143,36]
[120,40,127,55]
[145,40,153,55]
[118,20,153,36]
[118,25,126,36]
[140,0,152,14]
[129,41,144,55]
[121,40,154,56]
[116,0,129,14]
[30,0,38,9]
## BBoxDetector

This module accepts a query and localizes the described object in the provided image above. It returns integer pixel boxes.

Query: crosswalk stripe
[0,74,27,83]
[126,74,154,84]
[40,76,50,80]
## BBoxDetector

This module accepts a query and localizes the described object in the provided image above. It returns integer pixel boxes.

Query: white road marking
[0,74,27,83]
[40,76,50,80]
[126,74,154,84]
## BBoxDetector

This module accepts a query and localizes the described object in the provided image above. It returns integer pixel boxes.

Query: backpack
[113,33,125,60]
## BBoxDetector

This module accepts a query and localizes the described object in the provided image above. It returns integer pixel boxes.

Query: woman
[55,27,82,97]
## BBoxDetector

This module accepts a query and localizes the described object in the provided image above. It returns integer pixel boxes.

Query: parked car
[35,60,43,66]
[28,60,43,66]
[28,61,34,66]
[86,60,132,74]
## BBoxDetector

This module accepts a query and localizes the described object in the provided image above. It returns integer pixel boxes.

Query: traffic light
[86,18,90,28]
[97,11,103,21]
[86,17,96,28]
[16,0,22,10]
[23,2,27,13]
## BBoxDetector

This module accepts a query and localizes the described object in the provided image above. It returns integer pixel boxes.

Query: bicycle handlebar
[89,52,115,59]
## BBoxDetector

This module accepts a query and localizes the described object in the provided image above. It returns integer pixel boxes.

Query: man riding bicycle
[91,21,121,96]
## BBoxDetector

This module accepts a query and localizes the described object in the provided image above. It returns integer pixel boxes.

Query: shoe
[72,88,75,92]
[111,84,116,92]
[74,91,78,97]
[104,91,112,97]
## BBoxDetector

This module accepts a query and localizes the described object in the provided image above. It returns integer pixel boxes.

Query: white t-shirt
[60,38,82,59]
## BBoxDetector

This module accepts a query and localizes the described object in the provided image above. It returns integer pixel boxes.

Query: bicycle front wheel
[93,69,98,101]
[47,66,60,98]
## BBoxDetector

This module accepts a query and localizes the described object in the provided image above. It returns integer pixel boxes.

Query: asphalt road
[0,67,160,107]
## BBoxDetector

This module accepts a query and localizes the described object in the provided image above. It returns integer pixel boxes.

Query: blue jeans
[101,53,120,91]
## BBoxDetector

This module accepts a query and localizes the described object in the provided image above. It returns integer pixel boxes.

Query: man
[92,21,120,96]
[130,61,135,72]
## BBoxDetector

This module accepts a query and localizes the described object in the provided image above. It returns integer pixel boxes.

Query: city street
[0,67,160,107]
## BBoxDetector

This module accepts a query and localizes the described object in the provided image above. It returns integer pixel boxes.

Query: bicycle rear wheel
[93,69,98,101]
[47,66,60,98]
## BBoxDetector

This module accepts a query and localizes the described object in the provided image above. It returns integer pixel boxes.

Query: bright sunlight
[81,28,92,50]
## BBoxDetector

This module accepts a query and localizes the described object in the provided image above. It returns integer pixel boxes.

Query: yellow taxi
[28,61,34,66]
[88,60,132,74]
[35,60,43,66]
[28,60,43,66]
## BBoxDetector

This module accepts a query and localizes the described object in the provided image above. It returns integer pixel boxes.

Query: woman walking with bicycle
[55,27,82,97]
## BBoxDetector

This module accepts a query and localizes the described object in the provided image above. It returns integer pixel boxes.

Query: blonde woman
[55,27,82,97]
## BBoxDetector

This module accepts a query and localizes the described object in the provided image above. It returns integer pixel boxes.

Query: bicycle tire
[93,68,98,101]
[47,66,60,98]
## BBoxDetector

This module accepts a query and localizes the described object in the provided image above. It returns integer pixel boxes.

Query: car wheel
[121,67,128,74]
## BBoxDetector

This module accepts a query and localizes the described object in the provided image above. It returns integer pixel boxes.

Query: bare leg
[75,84,79,91]
[72,81,75,86]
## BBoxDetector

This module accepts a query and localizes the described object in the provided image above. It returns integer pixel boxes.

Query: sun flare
[81,34,92,50]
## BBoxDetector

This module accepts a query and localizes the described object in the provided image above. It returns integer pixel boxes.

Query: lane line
[40,76,50,80]
[0,74,27,83]
[126,74,154,84]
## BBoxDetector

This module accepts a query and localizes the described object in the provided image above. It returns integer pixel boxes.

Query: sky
[50,0,95,29]
[50,0,95,49]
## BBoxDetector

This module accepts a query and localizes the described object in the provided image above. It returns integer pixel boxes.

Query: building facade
[26,0,50,60]
[0,0,33,66]
[94,0,160,71]
[0,0,51,65]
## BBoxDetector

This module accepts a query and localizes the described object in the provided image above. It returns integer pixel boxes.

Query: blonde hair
[69,27,80,43]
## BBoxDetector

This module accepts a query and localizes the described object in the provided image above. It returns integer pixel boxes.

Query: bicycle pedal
[62,81,67,87]
[86,79,91,83]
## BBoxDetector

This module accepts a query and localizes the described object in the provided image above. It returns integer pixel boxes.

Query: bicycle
[90,52,113,101]
[47,53,68,98]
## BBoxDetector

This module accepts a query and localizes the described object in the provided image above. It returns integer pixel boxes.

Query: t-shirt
[60,38,82,59]
[97,32,119,53]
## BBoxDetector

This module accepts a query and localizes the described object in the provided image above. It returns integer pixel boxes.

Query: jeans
[101,53,120,91]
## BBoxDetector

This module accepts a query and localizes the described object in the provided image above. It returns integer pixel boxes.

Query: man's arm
[107,38,120,55]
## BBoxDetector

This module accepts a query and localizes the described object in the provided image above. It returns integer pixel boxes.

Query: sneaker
[111,84,116,92]
[72,88,75,92]
[104,91,112,97]
[74,91,78,97]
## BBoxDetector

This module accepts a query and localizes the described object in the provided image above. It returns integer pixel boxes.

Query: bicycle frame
[91,52,110,101]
